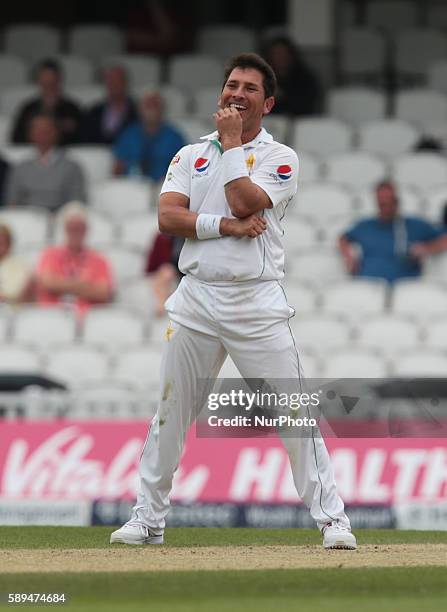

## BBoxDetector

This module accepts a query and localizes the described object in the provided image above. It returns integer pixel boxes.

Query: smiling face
[219,67,275,135]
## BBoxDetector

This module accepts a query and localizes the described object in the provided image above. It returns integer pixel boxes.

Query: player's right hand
[221,214,267,239]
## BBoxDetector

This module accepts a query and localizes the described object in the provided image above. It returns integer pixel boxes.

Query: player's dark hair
[222,53,277,99]
[34,58,63,80]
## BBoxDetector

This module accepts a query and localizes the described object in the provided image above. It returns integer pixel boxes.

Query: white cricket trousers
[130,275,350,532]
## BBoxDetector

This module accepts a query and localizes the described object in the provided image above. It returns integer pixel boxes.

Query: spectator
[339,181,447,283]
[35,202,114,317]
[0,155,9,207]
[113,90,185,182]
[11,59,83,146]
[6,114,86,211]
[82,65,138,145]
[145,233,183,316]
[262,36,322,117]
[0,224,32,304]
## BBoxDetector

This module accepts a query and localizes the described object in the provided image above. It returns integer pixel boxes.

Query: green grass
[0,568,446,612]
[1,526,447,549]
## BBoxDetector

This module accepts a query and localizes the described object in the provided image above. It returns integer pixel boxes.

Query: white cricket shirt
[160,127,299,283]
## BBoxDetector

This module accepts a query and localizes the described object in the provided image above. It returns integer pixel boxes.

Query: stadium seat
[96,245,145,284]
[283,217,320,254]
[394,29,447,82]
[0,86,36,117]
[427,59,447,96]
[392,153,447,191]
[279,282,320,316]
[395,89,447,130]
[171,117,213,145]
[392,350,447,377]
[66,85,103,108]
[424,316,447,351]
[325,152,387,190]
[0,207,49,249]
[91,179,151,219]
[322,348,388,378]
[355,184,423,217]
[292,118,353,157]
[4,24,61,64]
[366,1,418,33]
[319,215,354,247]
[157,85,190,118]
[262,115,290,144]
[13,307,77,349]
[424,185,447,224]
[20,246,44,268]
[338,28,386,82]
[321,280,388,320]
[357,119,420,160]
[71,380,143,418]
[66,146,113,184]
[290,314,353,355]
[197,26,256,61]
[52,209,116,247]
[293,183,354,225]
[168,55,223,95]
[357,314,421,358]
[102,54,161,87]
[116,277,155,316]
[294,152,321,183]
[44,345,110,386]
[68,25,123,64]
[391,281,447,322]
[424,252,447,284]
[0,55,27,94]
[1,145,33,164]
[57,55,94,88]
[327,87,386,126]
[82,307,147,350]
[0,344,41,374]
[288,249,346,288]
[119,212,159,251]
[113,346,162,390]
[0,115,11,148]
[192,86,221,118]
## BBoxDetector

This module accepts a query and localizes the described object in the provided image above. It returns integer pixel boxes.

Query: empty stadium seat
[1,145,33,164]
[13,307,77,349]
[395,89,447,129]
[391,281,447,322]
[71,380,143,418]
[357,119,420,160]
[355,184,423,216]
[102,54,161,87]
[424,252,447,283]
[319,215,354,247]
[322,280,388,320]
[0,344,41,373]
[0,55,27,94]
[366,1,418,33]
[82,307,146,350]
[68,25,123,64]
[392,350,447,377]
[293,183,354,225]
[4,24,61,63]
[279,282,320,315]
[116,278,155,316]
[283,217,320,254]
[0,208,49,248]
[171,117,213,144]
[192,86,220,118]
[290,314,353,355]
[326,152,387,190]
[339,28,386,82]
[327,87,386,126]
[113,346,162,389]
[0,86,36,116]
[66,85,103,108]
[44,345,109,386]
[295,152,321,183]
[262,115,290,144]
[119,212,159,251]
[97,245,145,284]
[197,26,255,61]
[288,249,347,287]
[427,59,447,96]
[91,179,151,219]
[66,146,113,184]
[424,316,447,351]
[168,55,223,95]
[292,118,353,157]
[157,85,189,118]
[394,29,447,82]
[0,115,10,148]
[0,306,11,342]
[424,185,447,223]
[57,55,94,88]
[357,314,421,358]
[392,153,447,191]
[52,209,116,247]
[322,348,388,378]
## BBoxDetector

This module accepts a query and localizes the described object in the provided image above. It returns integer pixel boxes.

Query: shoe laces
[323,521,350,534]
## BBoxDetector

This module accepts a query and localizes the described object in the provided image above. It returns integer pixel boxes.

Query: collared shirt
[160,128,299,283]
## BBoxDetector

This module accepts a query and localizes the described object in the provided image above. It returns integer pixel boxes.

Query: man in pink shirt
[36,202,114,317]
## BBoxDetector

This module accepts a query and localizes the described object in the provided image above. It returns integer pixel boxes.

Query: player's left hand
[408,242,428,259]
[214,107,243,144]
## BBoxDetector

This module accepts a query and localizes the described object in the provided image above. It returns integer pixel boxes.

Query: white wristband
[196,213,223,240]
[222,147,249,185]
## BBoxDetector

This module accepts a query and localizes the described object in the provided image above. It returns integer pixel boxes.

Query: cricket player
[111,53,357,550]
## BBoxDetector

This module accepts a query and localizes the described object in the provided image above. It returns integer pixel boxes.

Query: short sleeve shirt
[160,128,299,282]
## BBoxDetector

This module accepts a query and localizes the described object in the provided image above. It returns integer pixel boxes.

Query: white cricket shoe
[110,522,164,545]
[322,521,357,550]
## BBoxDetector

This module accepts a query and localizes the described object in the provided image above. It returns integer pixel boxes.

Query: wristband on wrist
[222,146,249,185]
[196,213,223,240]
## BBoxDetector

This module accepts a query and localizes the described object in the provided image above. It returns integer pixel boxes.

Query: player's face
[219,68,275,131]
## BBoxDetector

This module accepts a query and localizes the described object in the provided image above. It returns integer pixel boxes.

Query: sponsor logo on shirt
[194,157,210,176]
[276,164,292,181]
[170,154,181,166]
[246,153,255,173]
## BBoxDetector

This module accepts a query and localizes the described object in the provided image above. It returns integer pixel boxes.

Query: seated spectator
[262,36,322,116]
[0,224,32,304]
[11,59,82,146]
[35,202,113,317]
[6,114,86,211]
[113,90,185,181]
[339,181,447,283]
[0,155,9,207]
[145,233,183,316]
[82,65,137,145]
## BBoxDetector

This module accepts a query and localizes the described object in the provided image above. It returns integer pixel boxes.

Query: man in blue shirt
[113,90,185,182]
[339,181,447,283]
